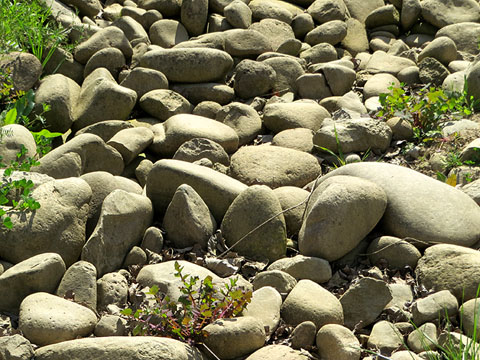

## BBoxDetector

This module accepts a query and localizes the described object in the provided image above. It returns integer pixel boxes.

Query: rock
[34,134,124,178]
[171,83,234,105]
[319,91,368,117]
[246,345,310,359]
[56,260,97,311]
[0,253,66,314]
[80,171,143,237]
[367,321,404,356]
[249,0,293,24]
[119,67,168,100]
[73,68,137,131]
[305,20,347,46]
[149,19,189,47]
[407,323,438,353]
[96,272,128,311]
[146,159,247,221]
[94,314,126,337]
[281,279,343,328]
[367,236,422,270]
[19,292,97,346]
[272,186,309,236]
[34,337,205,360]
[221,185,287,262]
[203,316,265,360]
[340,277,392,330]
[390,351,423,360]
[416,244,480,302]
[387,283,414,310]
[298,177,387,261]
[401,0,421,30]
[268,255,332,284]
[467,62,480,106]
[307,0,346,24]
[365,5,399,28]
[262,56,305,93]
[61,0,101,17]
[386,117,414,140]
[411,290,458,325]
[317,162,480,248]
[291,13,314,38]
[139,89,193,121]
[263,101,330,133]
[140,48,233,83]
[291,321,316,349]
[460,298,480,341]
[74,120,134,142]
[252,270,297,294]
[229,144,321,188]
[0,178,91,266]
[314,118,393,154]
[0,124,37,164]
[216,102,263,145]
[363,73,400,99]
[0,52,42,91]
[84,47,126,79]
[343,0,384,23]
[233,59,276,99]
[341,18,369,56]
[437,22,480,55]
[224,0,252,28]
[112,16,149,44]
[296,73,332,100]
[74,27,133,64]
[366,50,417,76]
[272,128,314,153]
[316,324,361,360]
[0,334,34,360]
[81,190,153,277]
[208,13,233,32]
[223,29,272,57]
[421,0,480,29]
[193,101,222,119]
[418,37,458,66]
[181,0,208,35]
[243,286,282,335]
[139,0,181,17]
[123,246,147,267]
[33,74,80,133]
[249,18,295,51]
[419,57,450,87]
[107,127,154,165]
[320,64,356,96]
[163,184,216,249]
[300,43,337,64]
[462,179,480,205]
[173,138,230,166]
[150,114,239,157]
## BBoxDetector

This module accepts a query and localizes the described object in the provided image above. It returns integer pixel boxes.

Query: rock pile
[1,0,480,358]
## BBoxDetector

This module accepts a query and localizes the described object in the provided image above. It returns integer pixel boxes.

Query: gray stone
[173,138,230,166]
[81,190,153,277]
[229,144,321,188]
[363,73,400,99]
[401,0,421,30]
[84,47,126,79]
[246,345,310,360]
[163,184,216,249]
[216,102,263,146]
[249,0,293,24]
[249,18,295,51]
[437,23,480,55]
[272,186,309,236]
[281,279,343,328]
[0,253,66,314]
[365,5,399,28]
[223,29,272,57]
[221,185,287,262]
[0,178,91,267]
[316,324,361,360]
[119,67,168,100]
[418,37,458,66]
[300,43,337,64]
[233,59,276,99]
[139,89,193,121]
[243,286,282,336]
[97,272,128,311]
[146,159,247,221]
[0,52,42,91]
[407,323,438,353]
[268,255,332,284]
[56,260,97,311]
[149,19,189,48]
[296,73,332,100]
[0,334,34,360]
[74,120,134,142]
[419,57,450,87]
[366,50,417,76]
[107,127,154,165]
[140,48,233,83]
[343,0,384,23]
[0,124,37,164]
[340,277,392,330]
[341,18,369,56]
[224,0,252,28]
[171,83,234,105]
[317,163,480,248]
[367,236,422,270]
[262,56,305,94]
[181,0,208,35]
[123,246,147,267]
[291,321,316,349]
[34,337,205,360]
[19,292,97,346]
[421,0,480,29]
[367,321,404,356]
[307,0,346,24]
[94,314,127,337]
[411,290,458,325]
[252,270,297,294]
[272,128,314,154]
[291,13,314,38]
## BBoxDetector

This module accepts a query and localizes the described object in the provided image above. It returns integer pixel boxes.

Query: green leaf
[3,217,13,229]
[32,129,62,138]
[4,108,17,125]
[120,308,132,316]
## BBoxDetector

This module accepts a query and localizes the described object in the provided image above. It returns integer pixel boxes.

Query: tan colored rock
[316,324,361,360]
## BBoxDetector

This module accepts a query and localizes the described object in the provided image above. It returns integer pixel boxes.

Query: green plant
[0,145,40,229]
[377,82,478,141]
[121,261,252,345]
[0,0,73,67]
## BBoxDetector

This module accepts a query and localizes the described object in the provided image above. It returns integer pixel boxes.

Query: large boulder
[421,0,480,28]
[0,178,91,267]
[299,176,387,261]
[317,162,480,248]
[436,22,480,55]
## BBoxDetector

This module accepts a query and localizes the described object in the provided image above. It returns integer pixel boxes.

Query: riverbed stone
[421,0,480,28]
[268,255,332,284]
[56,260,97,311]
[139,89,193,121]
[316,324,361,360]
